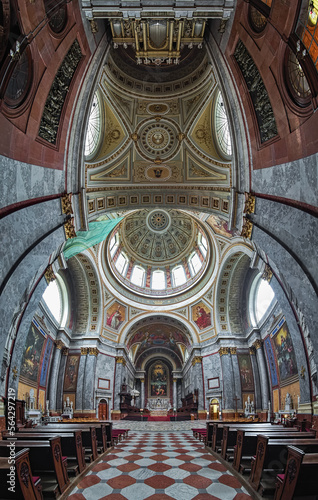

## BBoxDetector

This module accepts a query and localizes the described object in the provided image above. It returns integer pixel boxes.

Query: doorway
[210,398,219,420]
[98,399,108,420]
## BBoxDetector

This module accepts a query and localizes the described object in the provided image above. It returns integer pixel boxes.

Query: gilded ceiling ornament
[61,194,73,215]
[241,218,253,239]
[64,219,76,239]
[262,263,273,283]
[44,264,56,284]
[131,133,139,142]
[244,193,256,214]
[89,19,98,33]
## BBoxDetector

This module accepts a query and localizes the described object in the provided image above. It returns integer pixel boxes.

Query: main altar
[147,397,171,416]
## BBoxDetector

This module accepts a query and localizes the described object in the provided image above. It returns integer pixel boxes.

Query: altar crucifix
[233,395,240,419]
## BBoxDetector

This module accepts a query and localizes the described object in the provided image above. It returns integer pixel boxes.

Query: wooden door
[98,401,108,420]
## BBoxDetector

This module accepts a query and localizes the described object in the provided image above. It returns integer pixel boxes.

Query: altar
[146,397,171,412]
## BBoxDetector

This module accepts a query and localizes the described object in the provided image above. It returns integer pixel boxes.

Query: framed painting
[20,324,46,383]
[237,352,254,391]
[63,355,80,392]
[272,322,298,382]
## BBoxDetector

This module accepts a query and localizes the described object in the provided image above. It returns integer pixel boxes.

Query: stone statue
[285,392,292,411]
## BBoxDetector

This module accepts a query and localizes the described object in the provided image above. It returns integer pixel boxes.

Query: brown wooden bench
[248,435,318,495]
[211,422,277,451]
[274,445,318,500]
[19,426,99,461]
[0,448,42,500]
[45,421,112,449]
[4,430,86,475]
[0,436,69,497]
[233,429,315,473]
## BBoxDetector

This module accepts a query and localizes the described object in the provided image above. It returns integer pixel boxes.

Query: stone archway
[98,398,108,420]
[209,398,220,419]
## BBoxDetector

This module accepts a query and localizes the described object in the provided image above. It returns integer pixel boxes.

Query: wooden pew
[3,430,86,474]
[211,422,276,452]
[233,429,314,473]
[249,435,318,494]
[274,445,318,500]
[0,437,69,496]
[0,448,42,500]
[49,421,112,449]
[19,426,99,461]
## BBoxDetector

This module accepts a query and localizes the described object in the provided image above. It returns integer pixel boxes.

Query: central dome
[106,209,211,298]
[122,209,195,265]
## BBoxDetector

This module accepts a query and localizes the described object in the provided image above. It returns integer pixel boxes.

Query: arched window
[131,265,145,287]
[172,265,187,287]
[189,252,202,276]
[199,234,207,258]
[115,252,128,276]
[214,90,232,159]
[151,270,165,290]
[110,233,119,258]
[42,280,62,324]
[85,92,102,158]
[255,279,275,323]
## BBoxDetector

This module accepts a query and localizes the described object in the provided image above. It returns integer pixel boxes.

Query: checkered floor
[67,431,252,500]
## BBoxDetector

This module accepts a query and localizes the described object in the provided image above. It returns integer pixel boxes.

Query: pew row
[210,422,282,452]
[0,448,43,500]
[274,445,318,500]
[43,422,112,449]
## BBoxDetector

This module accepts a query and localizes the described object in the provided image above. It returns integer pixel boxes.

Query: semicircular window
[249,5,268,33]
[4,48,32,109]
[255,279,275,323]
[85,92,102,159]
[45,0,67,34]
[214,90,232,159]
[42,280,62,324]
[286,47,311,104]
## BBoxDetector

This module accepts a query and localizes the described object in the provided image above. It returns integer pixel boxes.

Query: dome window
[151,270,166,290]
[131,265,145,287]
[115,252,128,276]
[172,265,187,287]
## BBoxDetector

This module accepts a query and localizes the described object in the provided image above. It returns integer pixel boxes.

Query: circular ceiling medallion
[136,119,181,160]
[147,209,171,232]
[147,102,169,115]
[145,164,171,181]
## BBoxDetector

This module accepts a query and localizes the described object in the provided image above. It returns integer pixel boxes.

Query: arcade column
[253,339,269,411]
[48,340,64,412]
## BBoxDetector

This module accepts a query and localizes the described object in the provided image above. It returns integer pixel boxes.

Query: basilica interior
[0,0,318,449]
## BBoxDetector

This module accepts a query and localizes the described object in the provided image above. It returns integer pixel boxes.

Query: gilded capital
[81,347,88,355]
[253,339,263,350]
[244,193,256,214]
[219,347,229,356]
[61,193,73,215]
[241,218,253,239]
[55,340,64,350]
[249,346,256,355]
[116,356,126,365]
[230,347,237,355]
[62,347,69,356]
[140,379,145,384]
[262,263,273,283]
[44,264,56,284]
[192,356,203,366]
[89,347,99,356]
[64,218,76,239]
[173,378,178,383]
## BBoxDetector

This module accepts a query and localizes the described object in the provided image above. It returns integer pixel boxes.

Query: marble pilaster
[48,341,64,411]
[253,340,269,410]
[140,379,145,409]
[56,348,68,411]
[75,348,88,411]
[192,357,204,410]
[173,379,177,409]
[114,357,125,410]
[83,348,98,411]
[229,347,242,411]
[249,346,262,411]
[219,348,234,410]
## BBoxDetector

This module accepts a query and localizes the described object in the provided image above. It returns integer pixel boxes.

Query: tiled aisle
[67,431,252,500]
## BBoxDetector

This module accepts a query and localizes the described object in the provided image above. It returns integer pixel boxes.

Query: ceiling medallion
[147,103,169,115]
[137,119,181,161]
[146,209,171,232]
[145,164,172,181]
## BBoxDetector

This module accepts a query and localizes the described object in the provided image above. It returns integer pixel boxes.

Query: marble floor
[67,428,252,500]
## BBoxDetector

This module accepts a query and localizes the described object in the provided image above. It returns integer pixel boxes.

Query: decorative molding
[229,347,237,355]
[62,347,69,356]
[218,347,229,356]
[81,347,88,355]
[192,356,203,366]
[249,346,256,355]
[89,347,99,356]
[44,264,56,284]
[262,263,273,283]
[38,40,82,144]
[55,340,64,350]
[116,356,126,365]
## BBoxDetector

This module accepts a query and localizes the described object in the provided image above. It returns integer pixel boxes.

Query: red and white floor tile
[67,431,252,500]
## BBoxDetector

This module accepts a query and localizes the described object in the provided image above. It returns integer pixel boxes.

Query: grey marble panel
[0,155,65,210]
[220,353,234,410]
[83,354,97,410]
[231,354,242,410]
[252,153,318,207]
[48,347,62,411]
[56,353,67,411]
[250,353,262,411]
[75,354,87,410]
[1,199,65,285]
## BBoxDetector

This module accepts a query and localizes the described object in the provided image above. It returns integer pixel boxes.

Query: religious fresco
[63,355,80,392]
[206,214,240,238]
[127,324,190,352]
[106,302,125,330]
[237,353,254,391]
[272,322,298,382]
[192,302,212,330]
[39,337,54,387]
[149,362,168,397]
[264,336,279,387]
[20,324,46,383]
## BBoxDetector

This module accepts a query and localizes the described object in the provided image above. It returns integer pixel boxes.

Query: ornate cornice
[192,356,203,366]
[219,347,229,356]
